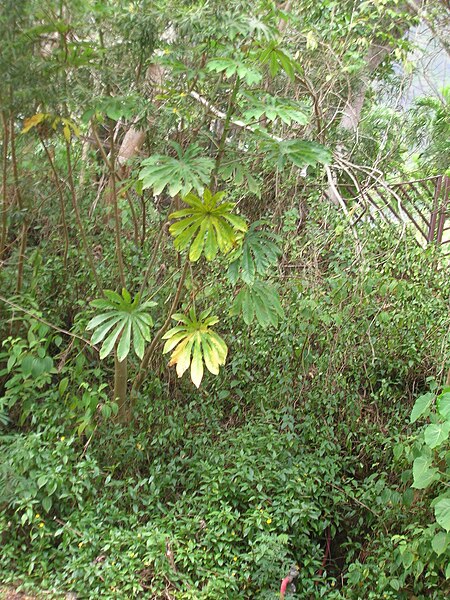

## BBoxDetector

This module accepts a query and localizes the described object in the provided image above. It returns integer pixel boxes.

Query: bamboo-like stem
[114,351,129,423]
[124,190,140,248]
[140,193,146,247]
[139,202,173,298]
[110,135,126,289]
[211,76,240,189]
[10,117,27,293]
[92,124,127,287]
[65,139,102,291]
[131,258,189,397]
[40,136,69,269]
[0,111,9,261]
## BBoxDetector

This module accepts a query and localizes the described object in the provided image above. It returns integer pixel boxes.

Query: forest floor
[0,588,72,600]
[0,589,37,600]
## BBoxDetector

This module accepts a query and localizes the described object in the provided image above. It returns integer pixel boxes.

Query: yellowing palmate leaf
[169,189,247,262]
[163,308,227,388]
[22,113,49,133]
[22,113,80,140]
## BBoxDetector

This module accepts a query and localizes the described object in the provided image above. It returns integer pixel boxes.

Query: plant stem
[0,111,9,261]
[131,258,189,397]
[110,135,126,289]
[139,203,173,298]
[114,351,129,423]
[10,116,27,294]
[40,136,69,269]
[65,139,102,291]
[210,76,240,189]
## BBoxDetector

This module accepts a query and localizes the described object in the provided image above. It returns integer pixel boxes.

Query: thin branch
[0,293,97,347]
[132,258,190,396]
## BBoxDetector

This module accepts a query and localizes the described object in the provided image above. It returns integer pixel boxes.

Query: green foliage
[409,387,450,535]
[256,41,297,81]
[206,55,262,85]
[138,142,214,197]
[0,317,57,420]
[227,222,282,285]
[230,281,284,327]
[169,189,247,261]
[0,397,346,599]
[241,94,309,126]
[1,0,450,597]
[162,308,228,387]
[86,289,156,361]
[262,138,332,170]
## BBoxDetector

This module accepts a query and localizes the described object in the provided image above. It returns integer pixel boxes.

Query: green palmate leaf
[219,161,262,198]
[206,57,262,85]
[410,392,434,423]
[86,289,156,361]
[435,497,450,532]
[90,315,123,345]
[230,281,284,327]
[169,189,247,262]
[227,222,282,285]
[162,309,228,388]
[256,42,298,81]
[264,138,331,170]
[241,94,309,127]
[117,319,132,363]
[138,143,214,197]
[412,455,440,489]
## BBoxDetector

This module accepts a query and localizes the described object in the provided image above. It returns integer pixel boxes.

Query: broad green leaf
[435,498,450,532]
[86,312,118,331]
[424,422,450,449]
[42,496,52,513]
[410,392,434,423]
[133,322,145,360]
[412,455,440,489]
[431,531,448,555]
[437,392,450,419]
[100,322,124,359]
[58,377,69,397]
[139,143,214,198]
[242,288,255,324]
[206,57,262,85]
[90,315,123,345]
[227,223,282,285]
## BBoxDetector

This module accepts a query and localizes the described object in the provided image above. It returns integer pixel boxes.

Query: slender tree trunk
[65,139,102,291]
[339,43,393,132]
[40,137,69,269]
[10,116,28,293]
[0,112,9,261]
[114,351,129,424]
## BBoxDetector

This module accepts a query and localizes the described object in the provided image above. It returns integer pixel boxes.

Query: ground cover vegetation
[1,0,449,598]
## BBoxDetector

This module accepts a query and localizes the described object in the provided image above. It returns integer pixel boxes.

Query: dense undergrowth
[2,203,450,599]
[1,1,450,597]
